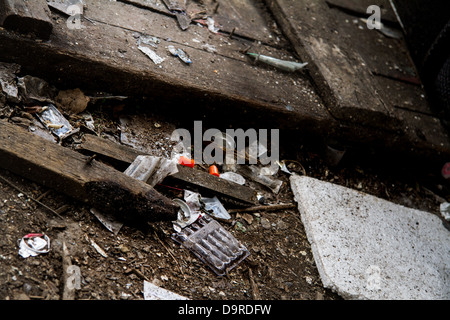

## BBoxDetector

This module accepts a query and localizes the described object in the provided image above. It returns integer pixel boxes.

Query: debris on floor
[442,162,450,179]
[237,165,283,194]
[202,196,231,220]
[205,17,220,34]
[61,241,81,300]
[0,0,53,39]
[219,171,246,185]
[290,175,450,300]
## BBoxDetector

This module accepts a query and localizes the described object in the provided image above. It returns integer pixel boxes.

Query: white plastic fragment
[206,17,219,33]
[184,190,202,212]
[237,165,283,194]
[260,163,279,176]
[172,199,201,232]
[248,139,268,160]
[202,196,231,220]
[139,35,161,48]
[201,43,217,53]
[90,156,178,234]
[36,104,79,139]
[143,280,189,300]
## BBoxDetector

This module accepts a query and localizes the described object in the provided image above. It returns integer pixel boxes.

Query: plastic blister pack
[172,215,250,276]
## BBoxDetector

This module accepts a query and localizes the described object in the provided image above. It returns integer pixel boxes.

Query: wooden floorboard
[0,0,449,165]
[118,0,284,46]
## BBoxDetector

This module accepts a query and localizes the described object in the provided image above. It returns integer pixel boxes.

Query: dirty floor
[0,0,449,303]
[0,101,447,301]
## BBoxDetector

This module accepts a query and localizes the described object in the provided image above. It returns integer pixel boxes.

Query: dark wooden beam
[0,120,178,223]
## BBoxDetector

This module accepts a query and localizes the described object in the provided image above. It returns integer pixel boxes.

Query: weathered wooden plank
[263,0,400,130]
[1,0,448,166]
[77,134,258,205]
[0,0,53,39]
[0,121,178,223]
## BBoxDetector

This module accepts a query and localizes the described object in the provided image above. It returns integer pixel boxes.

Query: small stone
[261,218,271,229]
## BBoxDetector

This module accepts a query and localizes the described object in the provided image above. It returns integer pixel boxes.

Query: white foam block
[290,175,450,300]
